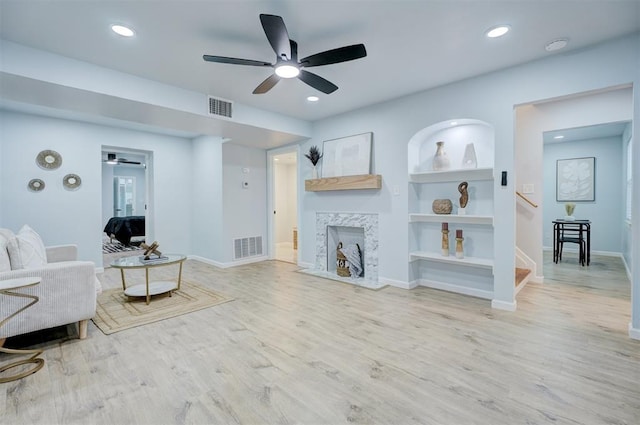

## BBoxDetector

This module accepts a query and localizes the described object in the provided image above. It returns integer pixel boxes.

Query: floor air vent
[208,96,233,118]
[234,236,263,260]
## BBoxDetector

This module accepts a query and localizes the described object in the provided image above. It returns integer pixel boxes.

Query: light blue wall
[222,143,268,263]
[0,111,193,267]
[543,137,623,253]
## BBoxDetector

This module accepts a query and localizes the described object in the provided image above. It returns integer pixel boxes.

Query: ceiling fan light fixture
[111,24,135,37]
[275,64,300,78]
[307,95,319,102]
[486,25,510,38]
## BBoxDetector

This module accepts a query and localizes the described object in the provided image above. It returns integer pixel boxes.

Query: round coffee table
[0,277,45,383]
[110,254,187,304]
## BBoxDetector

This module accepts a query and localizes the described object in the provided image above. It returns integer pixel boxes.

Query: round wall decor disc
[36,150,62,170]
[63,174,81,190]
[28,178,45,192]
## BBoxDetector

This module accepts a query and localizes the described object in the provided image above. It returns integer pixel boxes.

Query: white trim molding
[491,299,517,311]
[419,279,493,300]
[629,323,640,340]
[380,277,417,290]
[188,255,268,269]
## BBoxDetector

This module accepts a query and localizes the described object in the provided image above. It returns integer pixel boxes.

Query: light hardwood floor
[1,254,638,425]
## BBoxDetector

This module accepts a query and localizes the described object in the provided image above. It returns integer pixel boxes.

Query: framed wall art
[556,157,595,202]
[322,132,372,177]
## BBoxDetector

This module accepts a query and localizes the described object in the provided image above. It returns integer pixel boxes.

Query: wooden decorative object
[458,182,469,208]
[304,174,382,191]
[455,229,464,259]
[441,222,449,256]
[141,241,162,260]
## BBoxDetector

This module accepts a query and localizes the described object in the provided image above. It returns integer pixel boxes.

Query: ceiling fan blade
[203,55,272,67]
[299,44,367,67]
[253,74,281,94]
[260,14,291,60]
[298,70,338,94]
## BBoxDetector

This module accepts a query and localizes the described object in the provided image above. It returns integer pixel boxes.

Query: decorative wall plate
[63,174,81,190]
[28,178,45,192]
[36,150,62,170]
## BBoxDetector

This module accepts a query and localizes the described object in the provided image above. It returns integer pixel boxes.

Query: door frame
[267,145,300,263]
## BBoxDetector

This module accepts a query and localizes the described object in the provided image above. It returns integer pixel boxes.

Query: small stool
[0,277,44,383]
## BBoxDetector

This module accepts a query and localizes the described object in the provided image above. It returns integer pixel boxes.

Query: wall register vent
[208,96,233,118]
[233,236,263,260]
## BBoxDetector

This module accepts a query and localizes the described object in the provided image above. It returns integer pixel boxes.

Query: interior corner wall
[622,123,633,271]
[0,110,193,266]
[222,143,267,263]
[191,135,224,261]
[543,137,624,253]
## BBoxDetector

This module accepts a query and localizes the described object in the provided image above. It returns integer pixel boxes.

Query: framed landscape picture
[556,157,595,201]
[322,132,372,177]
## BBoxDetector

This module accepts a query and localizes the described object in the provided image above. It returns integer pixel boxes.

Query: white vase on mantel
[312,165,319,179]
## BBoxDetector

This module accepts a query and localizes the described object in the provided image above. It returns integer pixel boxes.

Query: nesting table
[110,254,186,304]
[0,277,45,383]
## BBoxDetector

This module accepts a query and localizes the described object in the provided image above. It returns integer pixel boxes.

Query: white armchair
[0,244,101,341]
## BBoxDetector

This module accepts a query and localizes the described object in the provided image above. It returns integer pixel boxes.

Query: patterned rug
[102,240,143,254]
[92,280,234,334]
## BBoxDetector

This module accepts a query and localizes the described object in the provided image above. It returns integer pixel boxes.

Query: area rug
[102,240,143,254]
[92,280,233,335]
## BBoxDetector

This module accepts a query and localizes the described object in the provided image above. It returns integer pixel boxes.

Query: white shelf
[409,213,493,225]
[409,167,494,183]
[409,251,494,270]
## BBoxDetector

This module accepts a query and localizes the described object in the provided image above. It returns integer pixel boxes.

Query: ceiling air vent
[208,96,233,118]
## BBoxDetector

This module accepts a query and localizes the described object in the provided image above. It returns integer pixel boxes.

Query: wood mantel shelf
[305,174,382,192]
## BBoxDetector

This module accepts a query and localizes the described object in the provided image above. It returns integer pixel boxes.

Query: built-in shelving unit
[305,174,382,192]
[408,118,496,299]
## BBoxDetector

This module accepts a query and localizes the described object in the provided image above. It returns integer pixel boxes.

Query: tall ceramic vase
[461,143,478,169]
[312,165,319,179]
[432,141,450,171]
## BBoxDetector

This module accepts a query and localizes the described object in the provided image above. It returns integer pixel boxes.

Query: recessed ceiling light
[307,96,319,102]
[274,158,279,161]
[486,25,510,38]
[275,64,300,78]
[553,135,565,139]
[111,24,135,37]
[545,38,569,52]
[450,121,458,126]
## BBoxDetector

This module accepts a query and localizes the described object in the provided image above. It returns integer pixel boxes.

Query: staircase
[515,267,531,293]
[515,246,535,294]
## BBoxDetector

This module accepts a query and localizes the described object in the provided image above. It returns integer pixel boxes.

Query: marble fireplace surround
[304,212,383,289]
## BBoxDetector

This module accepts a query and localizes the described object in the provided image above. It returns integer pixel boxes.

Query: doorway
[514,85,634,332]
[268,148,299,264]
[101,148,151,265]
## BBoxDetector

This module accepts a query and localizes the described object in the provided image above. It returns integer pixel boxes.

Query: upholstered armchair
[0,228,101,342]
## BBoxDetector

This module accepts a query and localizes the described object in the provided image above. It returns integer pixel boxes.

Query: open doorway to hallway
[269,150,298,264]
[514,85,634,335]
[101,148,151,266]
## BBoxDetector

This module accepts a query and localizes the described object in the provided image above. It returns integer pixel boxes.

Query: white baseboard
[530,275,544,284]
[621,256,632,282]
[95,266,105,274]
[491,299,517,311]
[297,261,314,269]
[379,276,417,289]
[418,279,493,300]
[629,323,640,341]
[189,255,268,269]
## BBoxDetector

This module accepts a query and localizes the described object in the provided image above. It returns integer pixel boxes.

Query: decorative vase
[441,223,449,256]
[432,199,453,214]
[455,229,464,259]
[461,143,478,169]
[312,165,319,179]
[432,141,450,171]
[564,203,575,221]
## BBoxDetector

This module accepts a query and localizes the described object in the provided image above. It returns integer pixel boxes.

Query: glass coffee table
[110,254,187,305]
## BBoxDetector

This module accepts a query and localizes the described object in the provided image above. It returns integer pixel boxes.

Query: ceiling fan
[203,14,367,94]
[104,153,141,165]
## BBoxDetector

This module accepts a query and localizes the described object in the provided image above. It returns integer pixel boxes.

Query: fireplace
[301,212,383,289]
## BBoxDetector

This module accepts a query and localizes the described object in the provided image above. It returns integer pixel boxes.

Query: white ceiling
[543,121,630,144]
[1,1,639,133]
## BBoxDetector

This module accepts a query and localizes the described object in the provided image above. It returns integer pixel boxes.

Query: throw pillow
[0,228,13,272]
[6,225,48,270]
